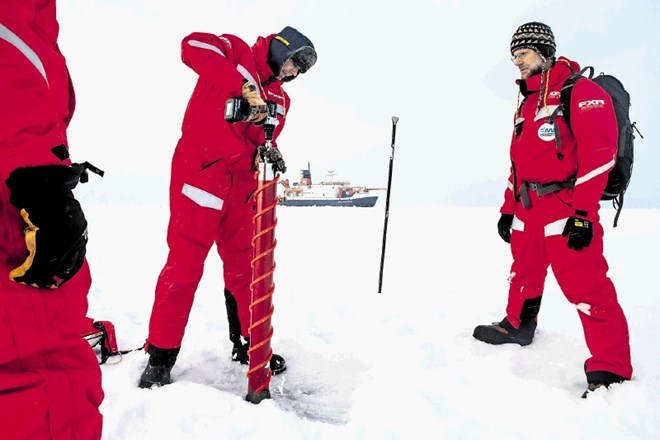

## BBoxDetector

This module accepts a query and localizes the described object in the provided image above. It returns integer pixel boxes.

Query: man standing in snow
[139,26,317,388]
[0,1,104,438]
[472,22,633,397]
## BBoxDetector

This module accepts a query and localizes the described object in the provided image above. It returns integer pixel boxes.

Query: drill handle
[263,100,278,141]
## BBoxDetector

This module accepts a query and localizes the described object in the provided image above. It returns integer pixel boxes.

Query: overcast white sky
[58,0,659,207]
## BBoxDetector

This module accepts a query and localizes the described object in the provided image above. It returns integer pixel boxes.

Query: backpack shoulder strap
[559,66,594,134]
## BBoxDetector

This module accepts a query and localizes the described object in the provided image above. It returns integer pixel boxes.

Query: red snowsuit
[146,32,290,349]
[0,1,103,439]
[500,57,632,380]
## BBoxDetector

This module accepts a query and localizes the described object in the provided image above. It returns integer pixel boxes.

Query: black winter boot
[231,337,250,364]
[473,317,536,346]
[225,288,287,375]
[581,369,628,398]
[138,344,180,389]
[232,337,287,375]
[473,296,541,346]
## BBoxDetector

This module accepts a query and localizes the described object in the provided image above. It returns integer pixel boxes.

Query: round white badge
[538,123,555,141]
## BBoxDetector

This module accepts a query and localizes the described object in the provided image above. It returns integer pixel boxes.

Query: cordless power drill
[224,97,277,145]
[224,97,283,171]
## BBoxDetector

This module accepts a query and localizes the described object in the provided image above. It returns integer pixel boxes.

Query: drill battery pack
[224,97,251,123]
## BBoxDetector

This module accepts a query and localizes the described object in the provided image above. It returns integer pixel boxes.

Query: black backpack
[551,66,643,227]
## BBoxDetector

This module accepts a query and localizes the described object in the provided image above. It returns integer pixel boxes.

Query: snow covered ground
[79,189,660,439]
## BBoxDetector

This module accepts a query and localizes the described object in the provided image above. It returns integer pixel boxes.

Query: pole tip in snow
[392,116,399,124]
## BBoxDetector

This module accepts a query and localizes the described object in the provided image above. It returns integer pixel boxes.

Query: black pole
[378,116,399,293]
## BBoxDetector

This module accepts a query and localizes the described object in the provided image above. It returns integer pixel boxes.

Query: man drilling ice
[139,26,317,388]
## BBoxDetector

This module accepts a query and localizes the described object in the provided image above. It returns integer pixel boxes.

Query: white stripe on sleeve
[0,23,48,86]
[187,39,226,57]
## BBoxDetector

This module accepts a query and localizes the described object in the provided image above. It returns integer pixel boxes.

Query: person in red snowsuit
[0,1,104,438]
[139,26,317,388]
[473,22,632,397]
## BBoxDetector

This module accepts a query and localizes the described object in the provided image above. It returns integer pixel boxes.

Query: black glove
[497,213,514,244]
[562,216,593,251]
[5,165,89,288]
[258,145,287,174]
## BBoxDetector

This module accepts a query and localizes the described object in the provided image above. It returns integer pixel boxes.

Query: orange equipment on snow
[246,102,281,403]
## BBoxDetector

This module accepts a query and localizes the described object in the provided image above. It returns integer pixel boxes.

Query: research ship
[277,163,381,207]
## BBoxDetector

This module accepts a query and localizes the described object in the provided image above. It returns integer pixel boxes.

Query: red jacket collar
[252,34,281,85]
[516,56,580,94]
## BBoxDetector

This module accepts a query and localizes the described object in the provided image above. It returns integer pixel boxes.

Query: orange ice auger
[246,102,280,404]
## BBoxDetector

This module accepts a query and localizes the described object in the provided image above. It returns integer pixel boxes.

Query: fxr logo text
[578,99,605,110]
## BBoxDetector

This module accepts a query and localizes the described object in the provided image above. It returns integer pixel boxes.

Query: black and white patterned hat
[510,22,556,58]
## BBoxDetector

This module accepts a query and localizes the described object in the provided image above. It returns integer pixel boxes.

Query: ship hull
[278,195,378,207]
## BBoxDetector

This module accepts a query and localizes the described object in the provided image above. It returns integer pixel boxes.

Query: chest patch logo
[267,91,284,101]
[537,123,555,141]
[578,99,605,111]
[549,91,561,99]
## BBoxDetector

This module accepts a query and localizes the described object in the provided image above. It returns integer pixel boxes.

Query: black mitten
[497,213,514,244]
[258,145,287,173]
[562,216,593,251]
[5,165,89,288]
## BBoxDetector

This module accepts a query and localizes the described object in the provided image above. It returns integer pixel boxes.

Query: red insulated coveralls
[146,32,289,349]
[500,57,632,380]
[0,1,103,438]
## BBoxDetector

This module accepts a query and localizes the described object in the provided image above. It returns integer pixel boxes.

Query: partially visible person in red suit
[0,1,104,438]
